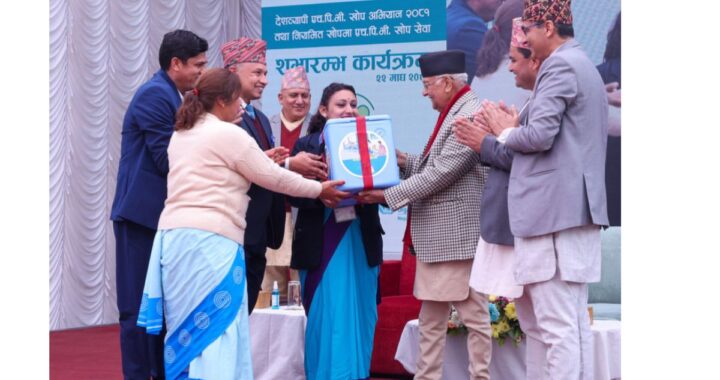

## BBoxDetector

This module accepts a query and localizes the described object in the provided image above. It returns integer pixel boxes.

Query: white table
[395,319,621,380]
[249,307,307,380]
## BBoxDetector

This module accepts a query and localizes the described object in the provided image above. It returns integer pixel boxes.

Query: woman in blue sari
[289,83,384,380]
[137,69,347,380]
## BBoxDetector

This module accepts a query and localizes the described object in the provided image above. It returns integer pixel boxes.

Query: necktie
[245,104,256,120]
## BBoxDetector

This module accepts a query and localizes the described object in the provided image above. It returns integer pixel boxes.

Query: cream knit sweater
[158,113,321,244]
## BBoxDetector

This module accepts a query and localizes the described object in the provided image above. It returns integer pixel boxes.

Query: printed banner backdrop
[261,0,621,259]
[262,0,447,258]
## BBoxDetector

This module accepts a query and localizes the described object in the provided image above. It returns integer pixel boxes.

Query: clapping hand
[480,100,519,136]
[453,112,492,153]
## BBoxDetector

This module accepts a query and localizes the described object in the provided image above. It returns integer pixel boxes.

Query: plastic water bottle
[271,281,280,310]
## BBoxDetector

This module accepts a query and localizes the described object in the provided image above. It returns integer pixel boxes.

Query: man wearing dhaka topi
[358,50,492,380]
[474,0,609,378]
[221,38,328,313]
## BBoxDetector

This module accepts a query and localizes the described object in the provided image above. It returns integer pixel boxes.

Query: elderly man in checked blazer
[359,50,492,380]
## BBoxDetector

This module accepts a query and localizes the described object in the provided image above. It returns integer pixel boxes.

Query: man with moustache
[455,19,551,380]
[466,1,609,378]
[111,29,208,380]
[358,50,491,380]
[454,16,541,313]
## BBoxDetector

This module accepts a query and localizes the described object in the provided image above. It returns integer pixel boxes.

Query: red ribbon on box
[355,116,374,191]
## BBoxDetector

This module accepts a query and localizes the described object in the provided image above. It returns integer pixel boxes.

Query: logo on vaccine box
[337,129,390,178]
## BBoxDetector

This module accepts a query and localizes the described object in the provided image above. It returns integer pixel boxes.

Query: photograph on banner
[262,0,446,153]
[448,0,621,228]
[262,0,448,258]
[468,0,621,226]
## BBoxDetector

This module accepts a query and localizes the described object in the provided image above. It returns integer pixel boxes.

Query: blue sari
[300,209,379,380]
[138,228,253,380]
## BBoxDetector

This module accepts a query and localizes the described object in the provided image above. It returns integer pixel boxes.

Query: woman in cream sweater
[137,68,347,380]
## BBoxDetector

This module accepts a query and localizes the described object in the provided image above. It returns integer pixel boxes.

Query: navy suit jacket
[111,70,181,229]
[478,135,515,246]
[287,132,384,271]
[446,0,488,84]
[238,109,286,253]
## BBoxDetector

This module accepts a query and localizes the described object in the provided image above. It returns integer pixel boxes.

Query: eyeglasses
[521,22,543,35]
[422,76,446,90]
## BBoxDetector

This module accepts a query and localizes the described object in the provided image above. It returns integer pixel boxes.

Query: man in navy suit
[220,38,290,314]
[221,38,329,314]
[461,2,609,377]
[110,30,207,380]
[446,0,503,84]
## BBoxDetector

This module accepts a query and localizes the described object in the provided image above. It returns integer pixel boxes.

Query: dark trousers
[244,244,267,314]
[114,221,165,380]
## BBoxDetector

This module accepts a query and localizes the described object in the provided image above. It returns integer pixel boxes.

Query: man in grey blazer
[359,50,492,380]
[454,17,540,301]
[473,1,609,378]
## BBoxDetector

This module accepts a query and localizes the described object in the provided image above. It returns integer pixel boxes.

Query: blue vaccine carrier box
[323,115,401,206]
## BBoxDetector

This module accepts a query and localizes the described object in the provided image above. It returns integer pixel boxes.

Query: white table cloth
[395,319,621,380]
[249,307,307,380]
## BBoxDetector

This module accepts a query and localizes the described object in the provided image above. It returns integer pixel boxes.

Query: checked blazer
[385,89,488,263]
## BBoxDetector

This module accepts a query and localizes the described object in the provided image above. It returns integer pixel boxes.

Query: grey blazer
[506,39,609,238]
[269,113,310,147]
[478,106,529,246]
[478,136,514,246]
[385,90,488,263]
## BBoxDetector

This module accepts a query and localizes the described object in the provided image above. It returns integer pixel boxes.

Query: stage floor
[50,324,409,379]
